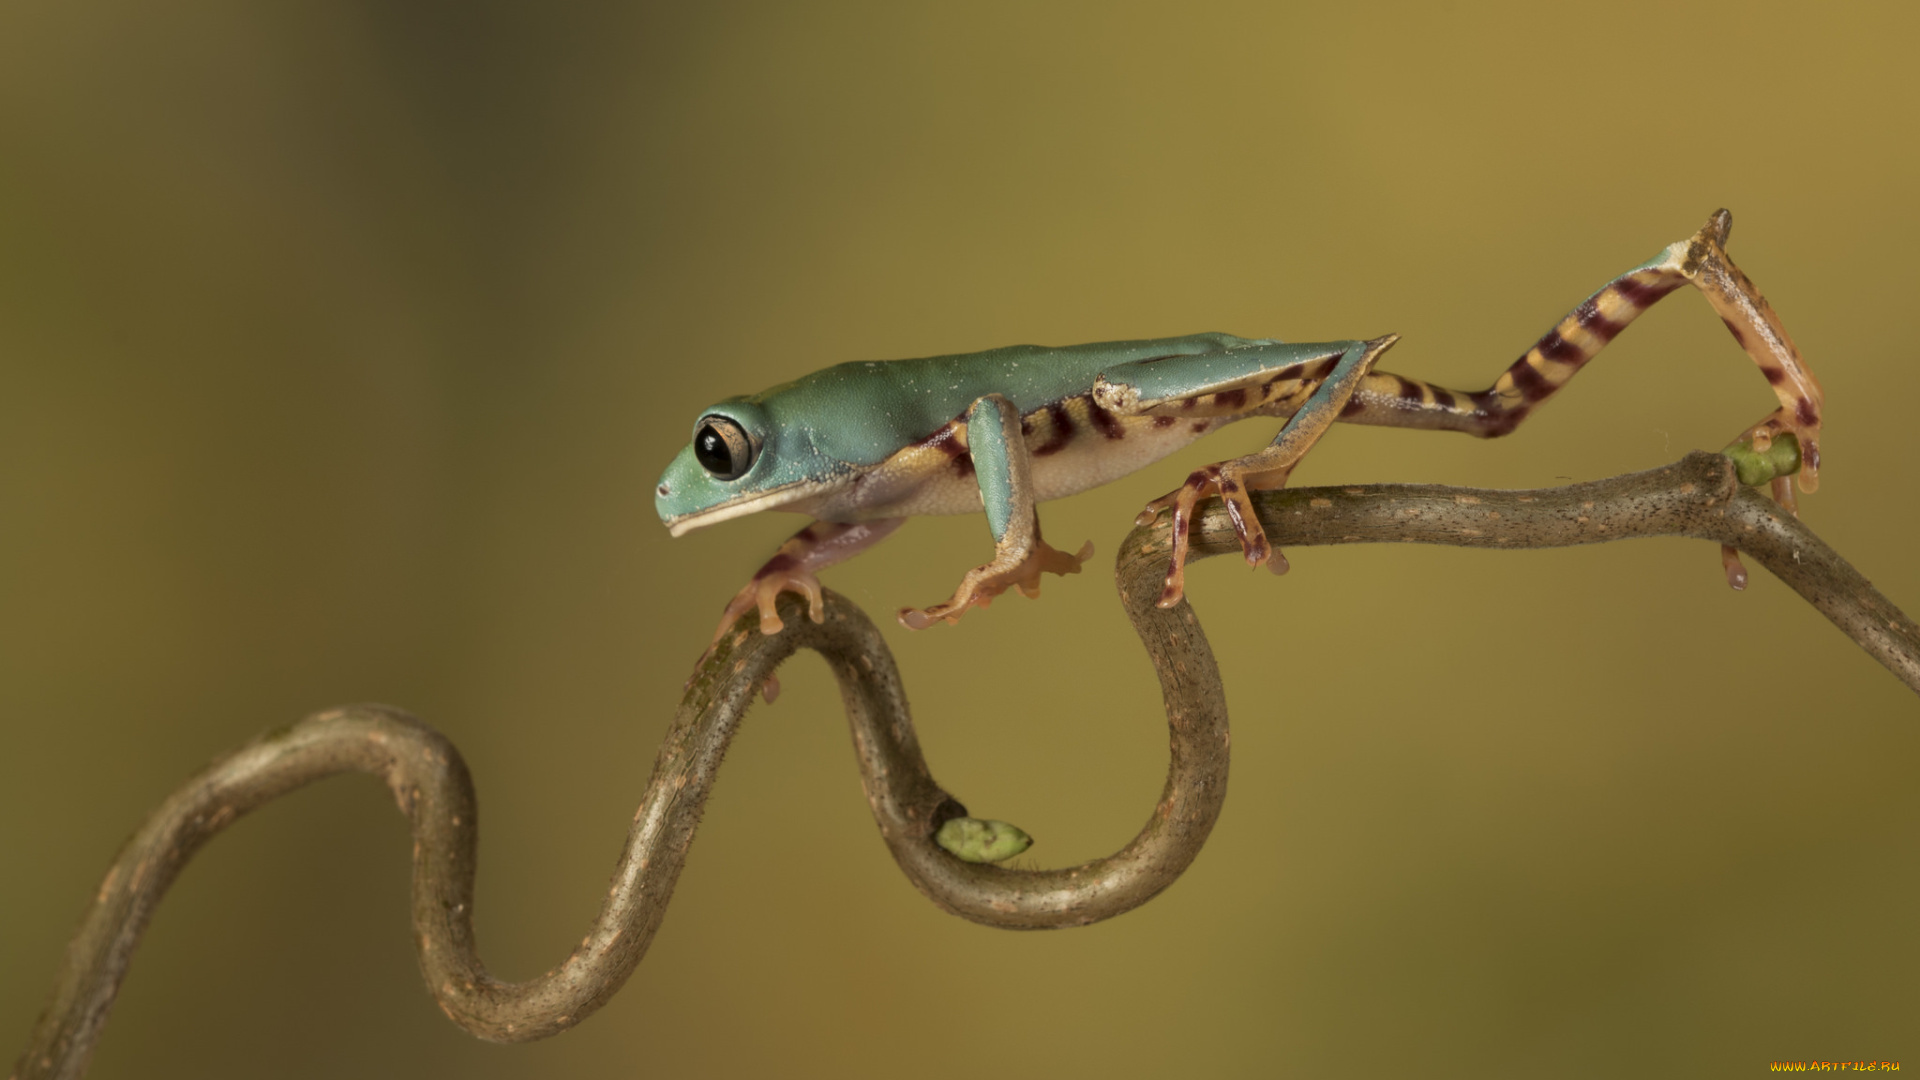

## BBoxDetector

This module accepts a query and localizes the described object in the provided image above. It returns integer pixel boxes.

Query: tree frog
[655,211,1822,649]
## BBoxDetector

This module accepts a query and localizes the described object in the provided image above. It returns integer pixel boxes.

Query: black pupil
[694,423,737,475]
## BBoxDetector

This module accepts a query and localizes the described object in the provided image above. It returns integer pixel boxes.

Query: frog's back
[753,333,1268,468]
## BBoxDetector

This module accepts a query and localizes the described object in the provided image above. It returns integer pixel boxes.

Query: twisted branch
[15,451,1916,1079]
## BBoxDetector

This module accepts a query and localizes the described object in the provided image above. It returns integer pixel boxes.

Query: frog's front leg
[898,394,1094,630]
[1137,335,1398,608]
[703,518,905,652]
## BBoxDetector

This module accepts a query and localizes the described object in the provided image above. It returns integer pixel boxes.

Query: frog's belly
[805,409,1226,522]
[1028,414,1221,503]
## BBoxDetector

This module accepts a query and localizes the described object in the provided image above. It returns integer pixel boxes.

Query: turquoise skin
[657,211,1831,637]
[652,332,1337,537]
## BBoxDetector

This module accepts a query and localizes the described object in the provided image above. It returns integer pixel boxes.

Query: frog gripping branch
[656,211,1823,648]
[17,215,1912,1080]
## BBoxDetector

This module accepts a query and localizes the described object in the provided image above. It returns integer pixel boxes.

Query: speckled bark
[14,451,1914,1080]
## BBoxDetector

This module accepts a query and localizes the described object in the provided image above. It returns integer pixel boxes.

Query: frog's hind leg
[899,394,1094,630]
[1332,210,1823,494]
[1327,211,1822,588]
[1138,335,1397,608]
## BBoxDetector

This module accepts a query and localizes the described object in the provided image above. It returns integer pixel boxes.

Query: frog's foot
[1678,212,1824,497]
[898,535,1094,630]
[687,568,827,684]
[1719,534,1758,593]
[716,567,826,642]
[687,518,906,683]
[1666,211,1821,593]
[1135,462,1289,609]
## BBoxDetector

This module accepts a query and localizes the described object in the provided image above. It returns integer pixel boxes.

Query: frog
[655,210,1822,651]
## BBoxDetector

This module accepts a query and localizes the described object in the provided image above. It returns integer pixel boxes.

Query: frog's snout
[653,476,678,528]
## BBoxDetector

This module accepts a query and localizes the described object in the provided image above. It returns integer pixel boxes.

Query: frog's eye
[693,416,754,480]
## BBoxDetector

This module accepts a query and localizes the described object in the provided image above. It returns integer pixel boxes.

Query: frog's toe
[1036,538,1094,579]
[1217,476,1275,569]
[1144,472,1210,609]
[707,565,829,647]
[1134,492,1177,528]
[900,582,982,628]
[749,579,802,635]
[898,603,960,630]
[898,581,996,631]
[753,585,789,635]
[1146,463,1283,608]
[708,583,769,645]
[791,573,827,623]
[1007,539,1093,599]
[1720,544,1749,591]
[898,537,1092,630]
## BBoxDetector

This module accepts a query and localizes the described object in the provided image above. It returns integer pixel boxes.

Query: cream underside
[785,412,1229,522]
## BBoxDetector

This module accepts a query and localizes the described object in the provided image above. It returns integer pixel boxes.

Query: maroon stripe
[1506,357,1553,402]
[1536,330,1583,366]
[1152,415,1178,429]
[1258,366,1304,402]
[953,451,975,477]
[1613,276,1682,310]
[1087,399,1125,439]
[1470,391,1525,436]
[1796,399,1819,426]
[1761,365,1787,386]
[1575,297,1628,344]
[1396,376,1424,403]
[1035,403,1075,455]
[1213,388,1247,411]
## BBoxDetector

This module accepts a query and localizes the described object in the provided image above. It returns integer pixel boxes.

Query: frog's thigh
[1224,336,1396,486]
[1093,340,1362,419]
[1136,336,1395,603]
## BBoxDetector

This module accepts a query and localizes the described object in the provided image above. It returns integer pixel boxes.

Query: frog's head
[655,398,846,536]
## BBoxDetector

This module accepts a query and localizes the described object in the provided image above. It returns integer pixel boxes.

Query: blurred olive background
[3,2,1915,1077]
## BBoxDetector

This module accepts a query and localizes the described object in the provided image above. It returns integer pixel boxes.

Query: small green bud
[1721,432,1800,487]
[934,817,1033,863]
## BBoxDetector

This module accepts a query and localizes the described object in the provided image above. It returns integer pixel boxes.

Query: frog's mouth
[660,479,825,537]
